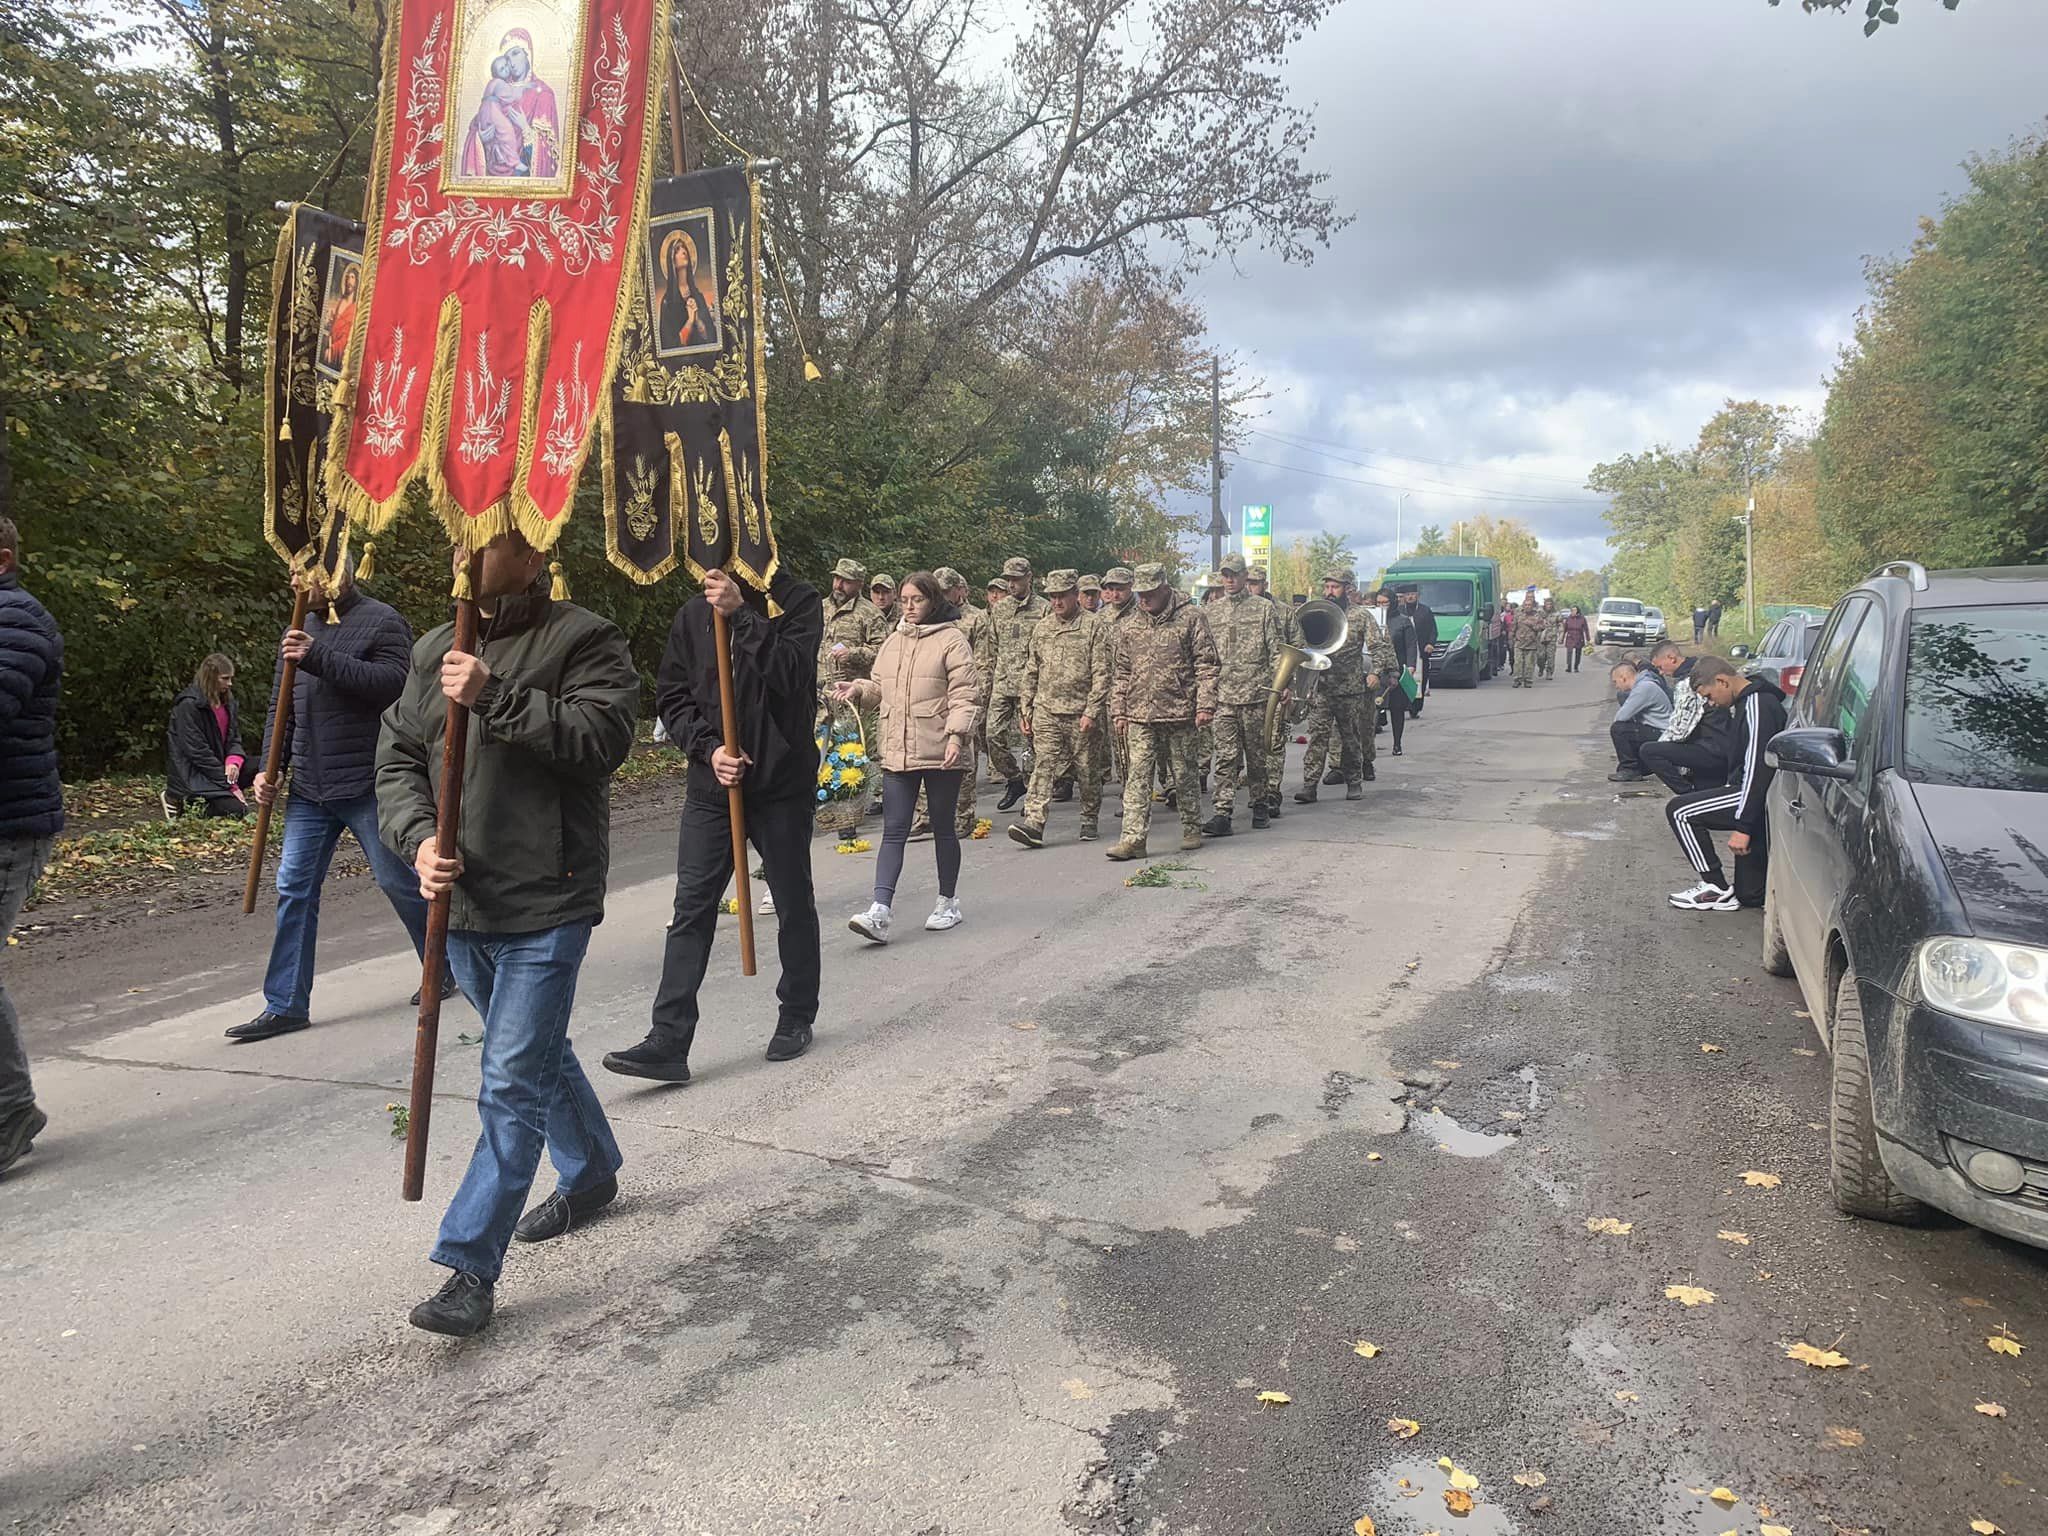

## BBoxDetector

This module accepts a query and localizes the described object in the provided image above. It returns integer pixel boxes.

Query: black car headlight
[1918,937,2048,1033]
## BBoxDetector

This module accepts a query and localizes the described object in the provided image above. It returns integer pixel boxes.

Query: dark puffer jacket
[260,587,414,804]
[166,685,246,802]
[0,572,64,839]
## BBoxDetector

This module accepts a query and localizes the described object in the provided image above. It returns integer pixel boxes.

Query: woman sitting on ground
[164,652,252,819]
[832,572,979,944]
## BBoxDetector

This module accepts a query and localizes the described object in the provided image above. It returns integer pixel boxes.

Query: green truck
[1383,555,1503,686]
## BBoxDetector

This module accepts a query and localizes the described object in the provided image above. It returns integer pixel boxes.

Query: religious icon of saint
[317,260,361,377]
[458,28,561,182]
[654,223,720,356]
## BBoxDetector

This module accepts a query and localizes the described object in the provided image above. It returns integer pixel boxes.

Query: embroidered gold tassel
[327,601,340,626]
[452,564,473,601]
[355,541,376,583]
[803,357,823,382]
[549,560,569,602]
[278,418,293,441]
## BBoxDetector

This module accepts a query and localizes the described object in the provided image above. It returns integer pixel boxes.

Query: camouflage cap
[1131,562,1169,594]
[986,575,1009,592]
[1103,566,1135,587]
[1002,555,1033,579]
[1077,572,1102,593]
[1247,564,1269,582]
[1218,551,1247,576]
[831,557,868,583]
[933,566,966,590]
[1324,566,1356,586]
[1042,568,1080,595]
[869,572,896,591]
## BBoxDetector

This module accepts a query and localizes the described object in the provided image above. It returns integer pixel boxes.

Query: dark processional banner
[600,164,777,588]
[264,204,363,575]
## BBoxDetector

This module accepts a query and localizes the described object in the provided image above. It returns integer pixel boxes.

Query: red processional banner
[328,0,671,551]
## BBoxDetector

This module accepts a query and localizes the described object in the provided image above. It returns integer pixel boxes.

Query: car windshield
[1902,605,2048,793]
[1601,600,1643,616]
[1410,580,1473,617]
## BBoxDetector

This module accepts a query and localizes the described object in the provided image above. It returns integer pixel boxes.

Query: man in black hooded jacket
[605,567,824,1083]
[1664,659,1787,913]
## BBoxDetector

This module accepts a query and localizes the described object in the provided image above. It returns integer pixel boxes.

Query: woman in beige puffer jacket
[831,571,979,942]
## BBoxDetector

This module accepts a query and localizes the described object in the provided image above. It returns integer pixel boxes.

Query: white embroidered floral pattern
[362,328,420,457]
[457,331,513,465]
[540,341,593,477]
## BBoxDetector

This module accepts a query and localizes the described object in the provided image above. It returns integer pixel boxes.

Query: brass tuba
[1265,598,1350,746]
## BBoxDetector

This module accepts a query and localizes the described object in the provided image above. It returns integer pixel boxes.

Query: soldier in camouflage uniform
[1008,570,1111,846]
[1200,552,1284,836]
[1510,593,1544,687]
[980,577,1008,775]
[818,557,888,748]
[1073,574,1109,793]
[1107,563,1219,860]
[1096,567,1137,788]
[1248,564,1294,820]
[868,572,897,623]
[1296,569,1388,801]
[1536,597,1560,680]
[1078,574,1103,615]
[987,555,1049,810]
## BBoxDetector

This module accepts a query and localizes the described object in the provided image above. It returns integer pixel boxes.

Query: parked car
[1762,560,2048,1249]
[1737,611,1825,698]
[1644,606,1669,642]
[1594,597,1649,647]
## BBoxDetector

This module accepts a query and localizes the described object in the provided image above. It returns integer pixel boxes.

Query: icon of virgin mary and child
[458,28,561,182]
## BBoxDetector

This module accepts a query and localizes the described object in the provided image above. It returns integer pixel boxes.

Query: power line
[1236,454,1609,508]
[1248,426,1601,492]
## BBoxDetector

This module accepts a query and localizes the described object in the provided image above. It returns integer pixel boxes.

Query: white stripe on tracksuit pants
[1666,692,1769,904]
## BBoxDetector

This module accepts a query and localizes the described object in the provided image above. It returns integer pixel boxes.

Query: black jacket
[1383,608,1418,669]
[261,587,414,804]
[1406,601,1439,648]
[1725,678,1789,835]
[166,685,246,802]
[377,588,639,934]
[657,572,823,804]
[0,572,63,839]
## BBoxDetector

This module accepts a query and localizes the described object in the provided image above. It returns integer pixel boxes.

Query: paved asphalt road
[4,665,2042,1534]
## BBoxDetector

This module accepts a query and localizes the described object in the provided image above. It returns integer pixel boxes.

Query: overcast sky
[1185,0,2048,577]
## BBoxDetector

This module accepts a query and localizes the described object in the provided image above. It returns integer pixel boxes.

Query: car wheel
[1760,877,1793,978]
[1828,968,1931,1224]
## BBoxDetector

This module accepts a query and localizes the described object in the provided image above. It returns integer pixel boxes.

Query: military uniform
[1511,600,1544,687]
[1010,572,1111,843]
[1299,571,1390,799]
[1353,600,1399,776]
[818,557,889,747]
[1095,567,1138,788]
[1536,603,1560,680]
[987,556,1049,794]
[1108,564,1219,857]
[980,578,1009,774]
[1203,555,1284,831]
[1250,571,1293,817]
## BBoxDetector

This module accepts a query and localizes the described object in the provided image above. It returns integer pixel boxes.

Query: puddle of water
[1365,1457,1521,1535]
[1659,1470,1776,1536]
[1408,1107,1515,1158]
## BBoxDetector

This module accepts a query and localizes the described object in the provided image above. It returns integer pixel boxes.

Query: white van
[1595,597,1649,647]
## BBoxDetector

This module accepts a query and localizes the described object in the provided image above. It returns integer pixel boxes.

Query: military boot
[1293,787,1317,804]
[1250,806,1270,830]
[1078,819,1098,842]
[1322,768,1346,786]
[1345,782,1365,801]
[1051,779,1074,802]
[1007,822,1045,849]
[1105,839,1148,862]
[1202,812,1233,837]
[1180,829,1203,852]
[997,779,1027,811]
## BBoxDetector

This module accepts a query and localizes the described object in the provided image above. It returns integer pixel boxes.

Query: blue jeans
[262,793,431,1020]
[431,922,622,1282]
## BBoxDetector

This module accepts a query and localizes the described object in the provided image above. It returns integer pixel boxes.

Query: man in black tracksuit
[605,567,824,1083]
[1664,658,1787,913]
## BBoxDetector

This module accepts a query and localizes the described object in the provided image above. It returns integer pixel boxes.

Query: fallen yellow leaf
[1366,1152,1384,1162]
[1614,1390,1640,1403]
[1961,1296,1991,1308]
[1354,1341,1381,1358]
[1255,1390,1291,1404]
[1585,1216,1634,1235]
[1666,1284,1717,1307]
[1970,1522,2002,1535]
[1761,1527,1791,1536]
[1823,1425,1865,1448]
[1447,1466,1479,1493]
[1061,1379,1094,1400]
[1709,1486,1739,1506]
[1443,1489,1474,1515]
[1700,1042,1725,1053]
[1353,1518,1376,1536]
[1386,1417,1421,1438]
[1512,1470,1547,1488]
[1717,1230,1752,1245]
[1741,1170,1783,1188]
[1432,1059,1461,1070]
[1786,1342,1852,1368]
[1975,1401,2008,1417]
[1987,1333,2024,1357]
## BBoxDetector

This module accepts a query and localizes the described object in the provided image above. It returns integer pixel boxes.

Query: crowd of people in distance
[1604,639,1786,916]
[1485,591,1590,685]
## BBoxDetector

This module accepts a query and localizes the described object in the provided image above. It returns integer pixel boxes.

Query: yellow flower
[817,763,834,788]
[719,897,739,914]
[838,766,865,789]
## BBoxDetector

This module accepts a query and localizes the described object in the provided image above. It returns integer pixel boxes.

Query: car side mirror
[1768,726,1854,781]
[1728,644,1751,659]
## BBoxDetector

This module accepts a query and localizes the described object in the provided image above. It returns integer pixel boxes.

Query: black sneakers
[410,1270,494,1337]
[997,779,1028,811]
[1201,812,1233,837]
[766,1023,814,1062]
[513,1173,619,1243]
[224,1012,311,1043]
[1321,768,1346,786]
[0,1102,47,1177]
[601,1037,693,1083]
[1250,807,1270,830]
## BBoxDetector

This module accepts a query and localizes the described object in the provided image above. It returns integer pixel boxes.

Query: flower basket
[814,707,871,839]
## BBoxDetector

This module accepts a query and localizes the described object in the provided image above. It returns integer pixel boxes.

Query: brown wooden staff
[242,582,314,914]
[402,552,483,1202]
[666,40,755,975]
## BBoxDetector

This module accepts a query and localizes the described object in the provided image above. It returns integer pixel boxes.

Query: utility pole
[1205,356,1228,573]
[1744,495,1756,632]
[1395,492,1408,558]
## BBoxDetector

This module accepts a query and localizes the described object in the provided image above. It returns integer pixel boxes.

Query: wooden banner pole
[242,583,314,914]
[402,552,483,1202]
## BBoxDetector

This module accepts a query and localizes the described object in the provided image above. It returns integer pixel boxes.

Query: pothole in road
[1364,1457,1521,1534]
[1406,1105,1515,1158]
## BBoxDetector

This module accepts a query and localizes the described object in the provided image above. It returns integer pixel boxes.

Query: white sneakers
[925,896,963,931]
[1670,881,1739,912]
[848,902,892,944]
[758,890,776,915]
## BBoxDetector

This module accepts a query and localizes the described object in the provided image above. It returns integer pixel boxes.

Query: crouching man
[377,534,640,1338]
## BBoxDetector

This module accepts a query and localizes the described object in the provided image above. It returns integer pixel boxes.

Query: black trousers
[1639,738,1728,795]
[1665,787,1768,906]
[1379,677,1406,751]
[649,789,820,1054]
[1564,645,1583,673]
[1609,718,1662,771]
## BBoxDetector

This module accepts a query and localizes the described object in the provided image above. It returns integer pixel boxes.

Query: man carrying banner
[377,532,639,1338]
[605,567,824,1085]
